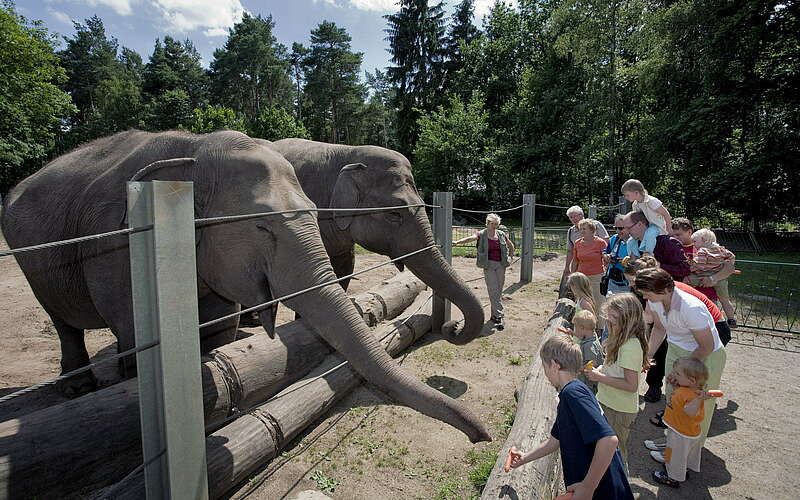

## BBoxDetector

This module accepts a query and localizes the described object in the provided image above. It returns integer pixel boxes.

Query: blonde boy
[571,310,605,393]
[621,179,672,236]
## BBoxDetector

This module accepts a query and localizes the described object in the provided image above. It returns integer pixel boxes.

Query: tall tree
[209,13,293,122]
[288,42,309,121]
[142,36,208,108]
[442,0,480,99]
[385,0,448,155]
[0,3,75,192]
[302,21,365,144]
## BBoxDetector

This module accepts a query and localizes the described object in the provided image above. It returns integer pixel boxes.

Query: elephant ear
[330,163,367,231]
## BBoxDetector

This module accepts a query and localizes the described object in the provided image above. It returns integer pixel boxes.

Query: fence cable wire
[0,340,159,404]
[534,202,571,209]
[452,204,527,214]
[0,204,440,259]
[199,244,439,329]
[102,448,166,499]
[205,293,434,433]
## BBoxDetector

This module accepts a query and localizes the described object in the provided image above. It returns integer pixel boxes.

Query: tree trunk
[97,294,433,500]
[0,275,425,500]
[480,299,575,500]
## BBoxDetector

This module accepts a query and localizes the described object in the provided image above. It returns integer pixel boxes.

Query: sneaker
[643,387,662,403]
[644,439,666,451]
[727,318,738,329]
[650,451,665,464]
[496,318,505,331]
[652,470,680,488]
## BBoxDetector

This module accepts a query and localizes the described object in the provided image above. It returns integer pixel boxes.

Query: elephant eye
[384,211,403,225]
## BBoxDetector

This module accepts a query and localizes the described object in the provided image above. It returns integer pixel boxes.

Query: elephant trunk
[283,284,491,443]
[397,210,485,345]
[269,223,490,443]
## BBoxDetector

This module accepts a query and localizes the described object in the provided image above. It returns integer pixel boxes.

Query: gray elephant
[1,130,490,443]
[264,138,485,344]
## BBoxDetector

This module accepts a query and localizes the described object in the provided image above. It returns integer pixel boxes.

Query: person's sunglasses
[615,226,625,230]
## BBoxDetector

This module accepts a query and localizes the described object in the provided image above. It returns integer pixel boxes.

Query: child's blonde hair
[576,218,597,233]
[621,178,647,196]
[673,356,709,389]
[601,292,648,370]
[566,272,596,313]
[691,228,717,248]
[540,334,583,374]
[573,309,597,331]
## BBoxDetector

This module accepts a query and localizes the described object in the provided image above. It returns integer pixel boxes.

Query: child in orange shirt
[650,356,714,488]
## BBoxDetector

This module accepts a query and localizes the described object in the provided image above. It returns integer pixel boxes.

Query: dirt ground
[1,231,799,499]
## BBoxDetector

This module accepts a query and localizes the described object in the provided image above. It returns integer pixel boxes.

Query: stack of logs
[0,272,430,500]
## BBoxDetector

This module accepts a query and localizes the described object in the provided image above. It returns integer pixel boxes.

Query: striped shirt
[692,244,734,276]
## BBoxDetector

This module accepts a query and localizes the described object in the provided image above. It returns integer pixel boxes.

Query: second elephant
[268,138,485,345]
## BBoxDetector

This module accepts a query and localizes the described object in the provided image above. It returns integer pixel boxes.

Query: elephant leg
[330,249,356,292]
[199,292,240,351]
[52,315,98,397]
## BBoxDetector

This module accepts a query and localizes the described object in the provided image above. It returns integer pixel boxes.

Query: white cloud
[86,0,134,16]
[49,8,74,25]
[348,0,397,11]
[473,0,517,21]
[150,0,245,37]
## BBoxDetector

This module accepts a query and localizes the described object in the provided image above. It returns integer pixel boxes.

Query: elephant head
[271,139,485,345]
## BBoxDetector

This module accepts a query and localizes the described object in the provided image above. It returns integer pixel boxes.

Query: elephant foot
[238,311,262,327]
[118,355,138,379]
[56,370,98,398]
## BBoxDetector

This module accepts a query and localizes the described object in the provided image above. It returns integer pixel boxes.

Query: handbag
[600,273,610,296]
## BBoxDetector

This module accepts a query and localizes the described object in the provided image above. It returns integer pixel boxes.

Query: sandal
[652,470,680,488]
[649,413,667,428]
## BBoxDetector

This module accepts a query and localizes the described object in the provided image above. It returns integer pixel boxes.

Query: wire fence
[729,260,800,335]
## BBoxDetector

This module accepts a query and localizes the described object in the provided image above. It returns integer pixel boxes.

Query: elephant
[264,138,485,345]
[1,130,491,443]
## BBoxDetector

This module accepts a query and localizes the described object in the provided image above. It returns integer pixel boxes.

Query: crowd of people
[502,179,737,498]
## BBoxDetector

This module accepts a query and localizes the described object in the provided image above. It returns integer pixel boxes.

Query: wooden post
[480,299,576,500]
[588,204,597,220]
[128,181,208,500]
[520,194,534,283]
[432,192,452,331]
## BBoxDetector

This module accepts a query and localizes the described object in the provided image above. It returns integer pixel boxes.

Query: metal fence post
[128,180,209,500]
[432,192,453,331]
[588,204,597,220]
[520,194,534,283]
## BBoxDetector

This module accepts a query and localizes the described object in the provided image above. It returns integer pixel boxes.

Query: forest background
[2,0,798,230]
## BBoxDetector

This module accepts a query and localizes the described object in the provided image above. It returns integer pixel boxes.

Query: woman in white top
[634,267,726,451]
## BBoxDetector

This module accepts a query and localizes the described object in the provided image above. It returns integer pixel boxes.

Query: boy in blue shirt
[508,334,634,500]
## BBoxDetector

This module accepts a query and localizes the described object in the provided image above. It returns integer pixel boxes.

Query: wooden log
[350,271,426,326]
[0,275,425,500]
[480,298,575,500]
[102,294,433,500]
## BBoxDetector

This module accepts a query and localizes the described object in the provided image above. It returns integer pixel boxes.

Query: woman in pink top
[570,218,608,326]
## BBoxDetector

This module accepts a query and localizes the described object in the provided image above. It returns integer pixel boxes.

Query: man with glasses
[622,212,690,281]
[603,214,631,295]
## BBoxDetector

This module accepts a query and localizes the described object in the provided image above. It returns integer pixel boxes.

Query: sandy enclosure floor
[1,230,798,499]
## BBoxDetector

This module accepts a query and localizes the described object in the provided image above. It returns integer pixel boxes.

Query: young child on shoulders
[506,334,634,499]
[649,356,714,488]
[584,293,648,473]
[621,179,672,236]
[568,310,605,394]
[685,228,737,327]
[567,272,597,316]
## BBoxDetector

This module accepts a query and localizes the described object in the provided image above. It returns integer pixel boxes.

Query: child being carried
[685,228,737,327]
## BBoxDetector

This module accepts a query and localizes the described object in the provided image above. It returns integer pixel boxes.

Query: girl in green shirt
[585,292,648,473]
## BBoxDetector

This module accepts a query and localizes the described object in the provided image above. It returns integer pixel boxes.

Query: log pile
[0,272,425,500]
[480,298,575,500]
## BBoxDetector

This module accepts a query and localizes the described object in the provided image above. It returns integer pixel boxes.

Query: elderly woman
[570,218,608,326]
[634,267,726,457]
[454,213,515,330]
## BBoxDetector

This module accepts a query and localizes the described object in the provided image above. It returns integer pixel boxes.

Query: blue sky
[19,0,513,80]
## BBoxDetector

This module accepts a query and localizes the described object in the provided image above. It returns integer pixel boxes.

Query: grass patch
[466,448,500,491]
[310,470,340,494]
